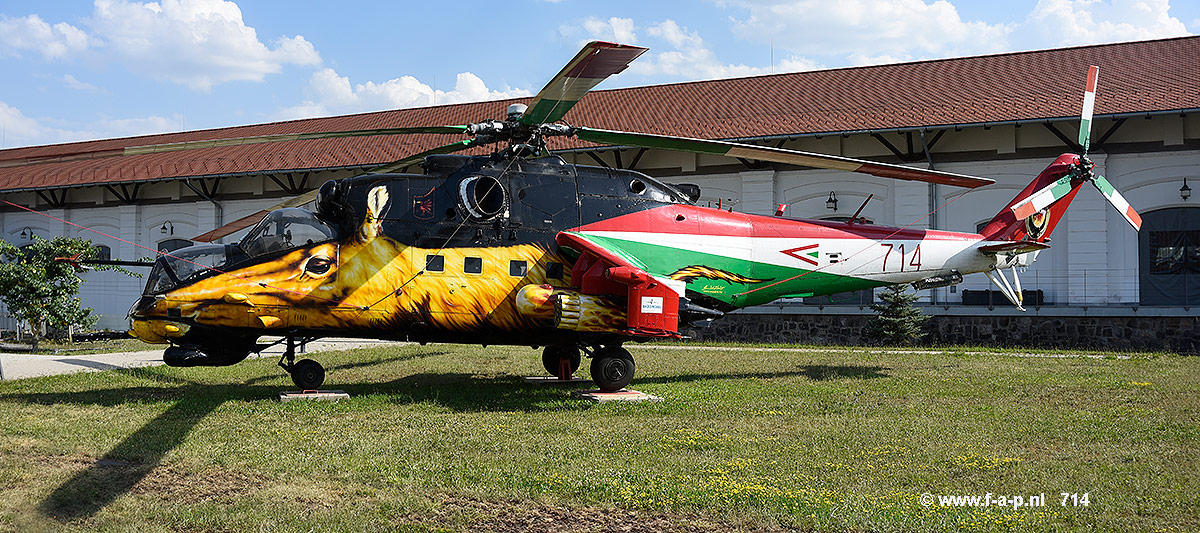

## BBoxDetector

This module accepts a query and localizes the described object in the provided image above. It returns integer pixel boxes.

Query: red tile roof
[2,36,1198,193]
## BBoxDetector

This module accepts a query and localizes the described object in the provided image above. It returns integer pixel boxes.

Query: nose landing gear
[278,335,325,390]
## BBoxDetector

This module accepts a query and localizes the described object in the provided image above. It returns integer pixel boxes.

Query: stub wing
[556,231,683,338]
[978,241,1051,255]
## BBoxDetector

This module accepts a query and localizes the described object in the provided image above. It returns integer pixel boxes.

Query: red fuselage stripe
[571,204,979,241]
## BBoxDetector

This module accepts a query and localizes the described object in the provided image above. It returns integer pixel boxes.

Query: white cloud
[0,14,93,59]
[85,0,320,90]
[0,100,182,147]
[61,74,107,93]
[726,0,1012,63]
[572,18,821,81]
[580,17,638,44]
[86,114,183,139]
[1024,0,1189,47]
[0,101,47,145]
[722,0,1191,68]
[277,68,531,120]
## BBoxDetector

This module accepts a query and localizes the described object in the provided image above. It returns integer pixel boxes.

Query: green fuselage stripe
[577,234,888,307]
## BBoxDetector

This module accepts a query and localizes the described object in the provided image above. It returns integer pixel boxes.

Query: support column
[46,208,67,238]
[196,202,217,242]
[739,169,776,216]
[892,180,931,230]
[119,204,141,261]
[1066,154,1108,305]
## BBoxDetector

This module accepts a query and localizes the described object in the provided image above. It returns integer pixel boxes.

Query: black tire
[542,345,582,376]
[589,347,635,392]
[291,359,325,390]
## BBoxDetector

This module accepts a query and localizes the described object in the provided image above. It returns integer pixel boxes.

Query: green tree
[0,237,133,349]
[868,285,929,346]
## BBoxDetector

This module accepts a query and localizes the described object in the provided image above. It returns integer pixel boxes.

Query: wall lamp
[826,191,838,211]
[1182,178,1191,201]
[160,221,174,235]
[18,227,33,241]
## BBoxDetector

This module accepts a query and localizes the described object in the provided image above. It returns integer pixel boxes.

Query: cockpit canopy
[239,208,337,258]
[142,208,338,296]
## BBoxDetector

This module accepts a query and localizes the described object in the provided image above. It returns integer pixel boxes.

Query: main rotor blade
[1079,65,1099,153]
[519,41,648,126]
[1091,173,1142,231]
[193,138,482,242]
[126,126,470,156]
[573,127,994,188]
[365,138,482,174]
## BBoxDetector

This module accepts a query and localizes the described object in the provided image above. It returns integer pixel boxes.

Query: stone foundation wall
[687,314,1199,354]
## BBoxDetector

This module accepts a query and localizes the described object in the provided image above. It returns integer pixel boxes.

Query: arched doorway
[1139,207,1200,306]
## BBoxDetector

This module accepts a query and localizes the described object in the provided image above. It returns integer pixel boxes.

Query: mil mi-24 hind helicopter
[124,43,1140,392]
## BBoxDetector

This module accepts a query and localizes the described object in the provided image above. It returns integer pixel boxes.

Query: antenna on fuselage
[847,194,873,225]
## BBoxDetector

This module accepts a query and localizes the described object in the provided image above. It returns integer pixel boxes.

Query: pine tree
[868,285,929,346]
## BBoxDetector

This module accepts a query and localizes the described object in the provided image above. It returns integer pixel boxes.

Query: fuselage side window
[464,256,483,274]
[426,254,445,272]
[509,260,527,277]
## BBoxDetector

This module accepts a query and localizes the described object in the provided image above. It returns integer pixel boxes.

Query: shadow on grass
[15,350,450,522]
[7,354,891,521]
[635,364,889,385]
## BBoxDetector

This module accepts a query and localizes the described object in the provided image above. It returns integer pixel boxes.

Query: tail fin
[979,153,1085,242]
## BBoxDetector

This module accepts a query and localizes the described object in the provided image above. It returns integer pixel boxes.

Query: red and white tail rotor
[1010,65,1142,231]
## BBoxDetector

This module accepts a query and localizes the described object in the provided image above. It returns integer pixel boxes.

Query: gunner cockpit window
[239,208,337,258]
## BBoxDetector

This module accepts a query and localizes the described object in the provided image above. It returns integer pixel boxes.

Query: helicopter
[124,43,1140,392]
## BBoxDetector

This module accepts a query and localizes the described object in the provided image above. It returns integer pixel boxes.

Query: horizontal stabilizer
[978,241,1050,255]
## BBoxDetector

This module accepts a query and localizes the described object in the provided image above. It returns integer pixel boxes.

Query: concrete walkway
[0,338,401,380]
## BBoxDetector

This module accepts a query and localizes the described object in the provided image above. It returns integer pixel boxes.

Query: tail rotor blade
[1010,175,1076,220]
[1079,65,1099,152]
[1092,173,1142,231]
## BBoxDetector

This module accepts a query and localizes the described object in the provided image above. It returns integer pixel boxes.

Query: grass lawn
[0,343,1196,532]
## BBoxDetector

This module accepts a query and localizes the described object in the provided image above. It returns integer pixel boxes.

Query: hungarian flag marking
[782,244,820,266]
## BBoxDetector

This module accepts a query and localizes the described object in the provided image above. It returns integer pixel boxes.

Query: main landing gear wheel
[590,346,635,392]
[291,359,325,390]
[542,345,582,377]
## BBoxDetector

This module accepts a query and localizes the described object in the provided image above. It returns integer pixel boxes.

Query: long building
[1,36,1198,335]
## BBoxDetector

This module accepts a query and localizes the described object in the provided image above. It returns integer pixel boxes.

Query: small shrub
[868,285,928,345]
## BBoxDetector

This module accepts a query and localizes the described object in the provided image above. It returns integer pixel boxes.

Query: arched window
[94,244,112,261]
[158,238,193,254]
[1140,207,1200,306]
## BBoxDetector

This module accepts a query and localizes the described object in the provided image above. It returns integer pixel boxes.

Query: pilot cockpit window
[240,208,337,258]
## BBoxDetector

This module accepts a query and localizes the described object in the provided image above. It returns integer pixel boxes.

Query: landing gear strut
[542,345,582,379]
[278,335,325,390]
[587,345,635,392]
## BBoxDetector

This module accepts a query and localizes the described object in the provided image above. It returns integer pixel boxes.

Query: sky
[0,0,1196,149]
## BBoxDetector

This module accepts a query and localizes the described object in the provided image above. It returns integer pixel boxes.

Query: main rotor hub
[506,103,528,119]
